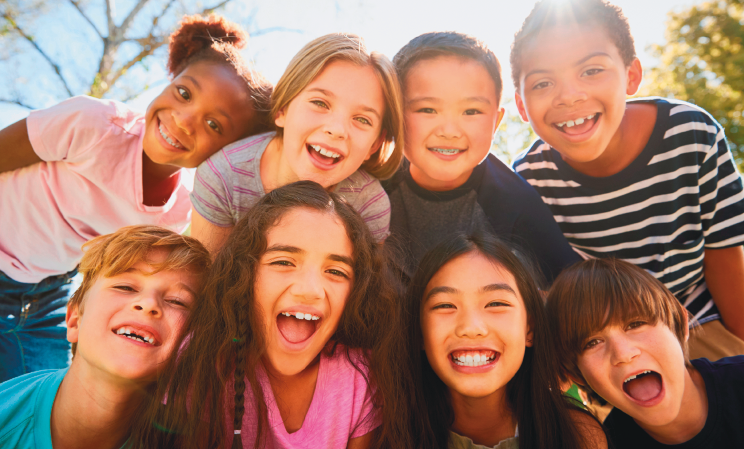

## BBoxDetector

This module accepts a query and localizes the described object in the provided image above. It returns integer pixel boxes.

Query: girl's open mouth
[307,143,343,168]
[157,118,187,152]
[622,370,664,406]
[448,349,500,372]
[276,311,321,345]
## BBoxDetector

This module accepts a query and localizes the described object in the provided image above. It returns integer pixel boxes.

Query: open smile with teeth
[624,370,653,383]
[450,350,497,367]
[309,144,342,162]
[555,113,598,129]
[159,122,184,149]
[114,326,157,345]
[430,147,465,155]
[280,311,321,321]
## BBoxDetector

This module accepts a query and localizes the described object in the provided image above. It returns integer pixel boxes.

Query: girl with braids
[404,234,607,449]
[0,14,271,382]
[131,181,412,449]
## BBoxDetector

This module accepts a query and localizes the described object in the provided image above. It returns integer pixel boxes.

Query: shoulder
[477,154,548,207]
[692,356,744,384]
[196,132,274,185]
[512,140,552,173]
[31,95,142,131]
[638,97,723,141]
[380,159,410,194]
[0,369,64,443]
[336,170,389,212]
[569,409,607,449]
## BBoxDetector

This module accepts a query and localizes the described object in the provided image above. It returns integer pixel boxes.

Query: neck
[50,360,148,449]
[409,163,473,192]
[260,136,301,193]
[141,152,180,206]
[637,366,708,445]
[450,387,516,447]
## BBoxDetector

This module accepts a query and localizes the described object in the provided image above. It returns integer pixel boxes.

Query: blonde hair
[271,33,404,180]
[69,225,211,355]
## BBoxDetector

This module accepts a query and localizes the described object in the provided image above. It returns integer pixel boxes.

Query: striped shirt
[513,98,744,324]
[190,132,391,241]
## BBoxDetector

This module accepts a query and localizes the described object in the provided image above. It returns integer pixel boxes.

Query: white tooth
[465,355,473,365]
[566,120,575,127]
[312,316,319,320]
[474,354,481,363]
[304,314,312,320]
[296,312,305,320]
[587,114,595,120]
[575,118,585,125]
[557,122,566,127]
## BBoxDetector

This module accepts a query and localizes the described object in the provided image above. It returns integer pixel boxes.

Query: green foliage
[641,0,744,170]
[491,99,538,166]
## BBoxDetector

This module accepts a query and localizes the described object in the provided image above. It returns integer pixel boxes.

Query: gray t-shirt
[190,132,391,241]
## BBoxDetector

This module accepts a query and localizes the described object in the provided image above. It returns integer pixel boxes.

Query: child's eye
[311,100,329,109]
[532,81,551,90]
[583,338,601,351]
[177,87,190,101]
[464,109,482,116]
[269,260,295,267]
[583,68,604,77]
[486,300,509,308]
[166,298,189,308]
[113,285,136,292]
[416,107,436,114]
[432,303,456,310]
[627,320,646,330]
[206,119,221,133]
[326,268,350,279]
[354,117,372,126]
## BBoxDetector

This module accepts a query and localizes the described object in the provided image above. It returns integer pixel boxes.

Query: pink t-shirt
[233,346,381,449]
[0,96,192,283]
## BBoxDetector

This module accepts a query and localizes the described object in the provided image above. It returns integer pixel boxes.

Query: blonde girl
[190,33,404,252]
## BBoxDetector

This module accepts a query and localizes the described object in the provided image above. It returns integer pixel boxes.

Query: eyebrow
[523,51,612,80]
[424,286,458,302]
[407,96,491,105]
[182,75,201,90]
[265,245,354,267]
[308,87,381,120]
[175,282,197,297]
[424,282,517,302]
[119,269,198,297]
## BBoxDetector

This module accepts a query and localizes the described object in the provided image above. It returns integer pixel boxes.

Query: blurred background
[1,0,741,168]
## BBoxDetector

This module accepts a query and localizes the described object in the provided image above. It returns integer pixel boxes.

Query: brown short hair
[510,0,636,90]
[546,258,689,386]
[393,32,503,106]
[69,225,210,355]
[270,33,404,180]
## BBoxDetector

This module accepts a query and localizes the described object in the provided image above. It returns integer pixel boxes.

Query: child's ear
[625,58,643,96]
[66,305,80,344]
[365,129,387,161]
[525,319,534,348]
[515,93,530,123]
[274,108,287,128]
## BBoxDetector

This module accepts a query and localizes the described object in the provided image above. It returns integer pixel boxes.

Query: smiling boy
[384,32,580,281]
[0,225,209,449]
[547,258,744,448]
[512,0,744,360]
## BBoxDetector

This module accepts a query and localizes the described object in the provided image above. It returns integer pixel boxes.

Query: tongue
[625,373,662,402]
[277,315,316,344]
[563,117,596,135]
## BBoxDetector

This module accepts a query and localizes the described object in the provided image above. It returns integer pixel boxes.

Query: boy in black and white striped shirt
[510,0,744,360]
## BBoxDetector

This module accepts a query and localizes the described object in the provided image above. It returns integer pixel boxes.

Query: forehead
[266,208,352,258]
[424,252,519,300]
[175,62,254,110]
[520,24,622,77]
[405,55,497,102]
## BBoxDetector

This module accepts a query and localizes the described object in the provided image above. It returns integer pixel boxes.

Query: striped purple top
[190,132,391,241]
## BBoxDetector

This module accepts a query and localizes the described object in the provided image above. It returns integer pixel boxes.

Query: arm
[704,246,744,340]
[0,119,42,174]
[190,208,233,255]
[570,410,608,449]
[346,431,374,449]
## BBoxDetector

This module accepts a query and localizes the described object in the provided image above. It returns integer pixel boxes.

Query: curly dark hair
[510,0,636,90]
[167,14,273,132]
[393,31,503,104]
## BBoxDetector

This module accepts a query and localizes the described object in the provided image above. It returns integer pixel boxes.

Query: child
[190,33,403,252]
[0,225,211,449]
[132,181,411,449]
[0,15,271,382]
[547,258,744,448]
[405,233,606,449]
[384,32,580,282]
[511,0,744,360]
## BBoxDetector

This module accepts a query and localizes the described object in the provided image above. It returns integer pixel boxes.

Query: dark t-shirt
[382,155,581,282]
[604,356,744,449]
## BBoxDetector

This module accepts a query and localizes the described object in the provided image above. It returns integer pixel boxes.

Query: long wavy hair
[405,234,596,449]
[129,181,411,449]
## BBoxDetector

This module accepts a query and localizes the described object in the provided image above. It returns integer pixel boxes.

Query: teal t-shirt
[0,368,66,449]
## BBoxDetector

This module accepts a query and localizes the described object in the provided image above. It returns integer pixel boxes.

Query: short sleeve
[698,120,744,248]
[26,95,115,163]
[190,152,236,227]
[338,172,391,242]
[348,353,382,439]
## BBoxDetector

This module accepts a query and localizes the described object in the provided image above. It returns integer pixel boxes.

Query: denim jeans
[0,269,79,383]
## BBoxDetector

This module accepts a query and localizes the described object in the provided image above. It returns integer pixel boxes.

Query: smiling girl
[405,234,606,449]
[0,15,271,383]
[189,33,404,252]
[133,181,411,449]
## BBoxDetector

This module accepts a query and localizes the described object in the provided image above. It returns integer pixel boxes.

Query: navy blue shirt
[382,154,581,282]
[604,356,744,448]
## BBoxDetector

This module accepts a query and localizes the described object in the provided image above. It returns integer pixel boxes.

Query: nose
[553,79,588,108]
[289,268,324,301]
[435,116,463,140]
[323,113,347,139]
[132,292,162,317]
[172,108,195,136]
[609,335,640,366]
[454,307,488,338]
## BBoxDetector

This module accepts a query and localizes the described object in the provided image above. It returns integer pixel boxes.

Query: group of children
[1,0,743,448]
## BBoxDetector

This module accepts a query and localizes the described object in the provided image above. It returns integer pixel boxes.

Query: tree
[0,0,285,109]
[491,99,538,166]
[641,0,744,169]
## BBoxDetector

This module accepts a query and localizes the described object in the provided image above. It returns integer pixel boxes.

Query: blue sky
[0,0,701,129]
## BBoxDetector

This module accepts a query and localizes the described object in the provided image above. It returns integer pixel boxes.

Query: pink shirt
[0,96,192,283]
[234,346,381,449]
